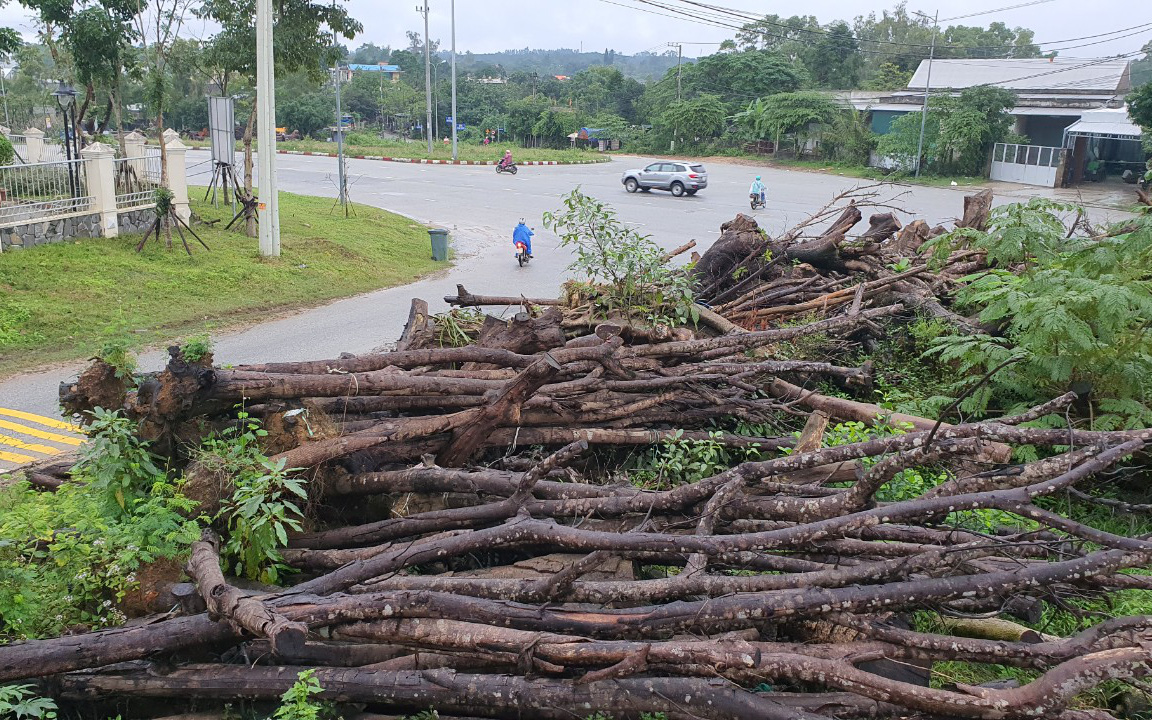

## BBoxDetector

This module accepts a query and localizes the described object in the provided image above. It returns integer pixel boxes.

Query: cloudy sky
[1,0,1148,60]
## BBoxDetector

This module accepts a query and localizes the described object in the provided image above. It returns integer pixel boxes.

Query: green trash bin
[428,228,450,261]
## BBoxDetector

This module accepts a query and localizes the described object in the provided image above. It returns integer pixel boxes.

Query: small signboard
[208,96,235,167]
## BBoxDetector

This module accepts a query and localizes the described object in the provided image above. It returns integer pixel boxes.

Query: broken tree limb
[444,283,563,308]
[767,377,1012,463]
[186,530,308,655]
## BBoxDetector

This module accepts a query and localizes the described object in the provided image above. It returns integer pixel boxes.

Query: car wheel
[624,178,638,193]
[686,189,698,196]
[670,182,685,197]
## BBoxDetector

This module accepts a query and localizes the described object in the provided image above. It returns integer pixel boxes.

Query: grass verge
[186,137,610,164]
[0,189,441,376]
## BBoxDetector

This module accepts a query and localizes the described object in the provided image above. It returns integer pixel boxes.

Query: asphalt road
[0,152,1118,470]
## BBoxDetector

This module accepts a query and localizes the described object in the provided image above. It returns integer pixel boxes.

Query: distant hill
[441,48,693,81]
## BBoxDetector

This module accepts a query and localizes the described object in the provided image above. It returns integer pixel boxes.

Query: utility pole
[256,0,280,256]
[0,68,9,127]
[531,72,538,98]
[914,10,938,178]
[668,42,682,152]
[418,1,432,154]
[332,0,346,209]
[450,0,458,162]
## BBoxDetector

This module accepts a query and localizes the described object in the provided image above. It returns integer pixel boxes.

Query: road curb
[187,146,608,167]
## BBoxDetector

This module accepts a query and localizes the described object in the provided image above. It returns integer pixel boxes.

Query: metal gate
[990,143,1063,187]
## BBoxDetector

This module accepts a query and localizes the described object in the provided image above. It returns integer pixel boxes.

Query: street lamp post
[913,10,939,178]
[450,0,457,162]
[52,81,79,199]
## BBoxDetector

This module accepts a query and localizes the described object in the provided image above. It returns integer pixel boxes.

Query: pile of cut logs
[11,188,1151,720]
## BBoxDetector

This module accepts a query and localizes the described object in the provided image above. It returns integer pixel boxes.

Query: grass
[0,189,441,376]
[766,158,985,187]
[187,136,609,165]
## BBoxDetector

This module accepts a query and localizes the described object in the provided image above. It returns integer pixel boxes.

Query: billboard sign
[208,96,235,166]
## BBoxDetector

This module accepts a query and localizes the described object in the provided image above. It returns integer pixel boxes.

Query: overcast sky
[1,0,1148,61]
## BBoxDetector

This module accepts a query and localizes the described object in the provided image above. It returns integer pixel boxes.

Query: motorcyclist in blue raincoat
[513,219,534,257]
[749,176,766,205]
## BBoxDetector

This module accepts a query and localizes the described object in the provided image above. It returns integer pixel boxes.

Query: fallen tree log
[186,531,307,655]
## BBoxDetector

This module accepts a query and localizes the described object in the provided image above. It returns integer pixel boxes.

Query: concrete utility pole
[914,10,938,178]
[332,0,346,208]
[669,42,682,152]
[419,1,432,154]
[450,0,457,162]
[256,0,280,256]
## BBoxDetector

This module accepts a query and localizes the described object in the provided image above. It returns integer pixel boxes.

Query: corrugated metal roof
[849,102,1089,117]
[907,58,1130,93]
[1063,107,1142,138]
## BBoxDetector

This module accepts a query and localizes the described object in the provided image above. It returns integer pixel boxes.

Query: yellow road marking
[0,419,84,446]
[0,449,36,463]
[0,407,87,433]
[0,435,61,455]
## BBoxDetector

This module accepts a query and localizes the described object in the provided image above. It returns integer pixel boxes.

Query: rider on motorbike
[499,149,513,169]
[749,176,766,206]
[513,218,534,258]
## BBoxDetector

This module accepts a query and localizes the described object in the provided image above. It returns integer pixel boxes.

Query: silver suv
[621,161,707,197]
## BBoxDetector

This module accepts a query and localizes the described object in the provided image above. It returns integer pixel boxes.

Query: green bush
[921,199,1152,430]
[0,411,200,638]
[543,189,697,326]
[0,134,14,166]
[201,412,307,584]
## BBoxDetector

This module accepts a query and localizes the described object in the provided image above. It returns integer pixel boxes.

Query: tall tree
[808,21,861,89]
[197,0,361,235]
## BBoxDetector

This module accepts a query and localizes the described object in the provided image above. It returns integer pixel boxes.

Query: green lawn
[0,190,441,376]
[187,136,609,164]
[765,158,986,188]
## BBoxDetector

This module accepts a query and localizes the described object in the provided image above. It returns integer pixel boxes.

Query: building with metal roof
[848,58,1143,188]
[906,58,1131,94]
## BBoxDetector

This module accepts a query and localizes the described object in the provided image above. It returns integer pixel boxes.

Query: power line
[939,0,1058,23]
[635,0,1152,55]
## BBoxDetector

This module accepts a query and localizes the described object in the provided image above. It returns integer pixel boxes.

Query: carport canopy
[1064,107,1143,141]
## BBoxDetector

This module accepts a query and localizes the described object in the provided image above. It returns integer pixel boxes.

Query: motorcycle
[749,192,765,210]
[496,161,518,175]
[514,241,531,266]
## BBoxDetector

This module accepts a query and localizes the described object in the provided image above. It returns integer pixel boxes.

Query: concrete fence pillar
[24,128,44,163]
[81,141,119,238]
[165,136,190,222]
[123,130,146,177]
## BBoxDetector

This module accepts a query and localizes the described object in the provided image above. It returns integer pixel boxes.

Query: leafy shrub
[543,189,698,326]
[73,407,167,518]
[0,412,200,638]
[202,412,307,584]
[181,333,213,363]
[0,685,57,720]
[273,669,329,720]
[922,199,1152,429]
[629,430,761,490]
[0,134,14,166]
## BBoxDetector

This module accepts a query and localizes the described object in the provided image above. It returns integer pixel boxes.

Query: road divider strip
[0,407,86,433]
[186,146,609,166]
[0,449,35,464]
[0,434,61,456]
[0,418,84,446]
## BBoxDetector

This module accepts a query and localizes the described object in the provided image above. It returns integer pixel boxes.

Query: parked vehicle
[750,192,765,210]
[621,161,707,197]
[496,162,518,175]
